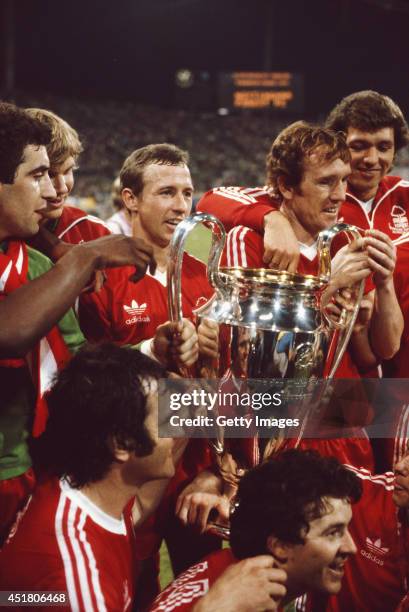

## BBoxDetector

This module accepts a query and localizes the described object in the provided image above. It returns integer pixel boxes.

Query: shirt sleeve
[221,226,265,268]
[197,188,277,233]
[26,246,85,352]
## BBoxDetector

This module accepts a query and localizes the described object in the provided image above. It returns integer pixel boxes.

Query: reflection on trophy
[168,212,364,535]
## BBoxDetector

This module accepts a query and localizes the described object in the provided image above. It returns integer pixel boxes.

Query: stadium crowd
[0,90,409,612]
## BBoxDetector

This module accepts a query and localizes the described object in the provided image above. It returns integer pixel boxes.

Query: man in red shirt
[314,458,409,612]
[197,90,409,268]
[198,122,401,473]
[0,343,185,611]
[26,108,111,244]
[79,143,212,358]
[150,450,361,612]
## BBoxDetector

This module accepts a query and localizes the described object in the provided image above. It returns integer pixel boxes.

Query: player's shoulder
[200,186,274,206]
[150,549,235,611]
[345,464,395,492]
[58,206,110,239]
[381,175,409,194]
[225,225,263,267]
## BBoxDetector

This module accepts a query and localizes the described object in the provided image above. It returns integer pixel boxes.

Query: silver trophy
[168,213,364,534]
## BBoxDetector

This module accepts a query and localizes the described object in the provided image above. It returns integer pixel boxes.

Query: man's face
[393,452,409,508]
[40,155,76,221]
[285,497,356,596]
[0,144,56,241]
[125,389,176,485]
[132,163,193,248]
[346,127,395,201]
[283,152,350,241]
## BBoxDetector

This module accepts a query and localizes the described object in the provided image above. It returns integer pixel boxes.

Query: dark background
[2,0,409,116]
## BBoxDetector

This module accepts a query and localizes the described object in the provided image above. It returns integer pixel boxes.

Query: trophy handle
[316,223,365,379]
[167,212,226,324]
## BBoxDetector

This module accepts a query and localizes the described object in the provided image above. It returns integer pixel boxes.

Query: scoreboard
[218,72,304,112]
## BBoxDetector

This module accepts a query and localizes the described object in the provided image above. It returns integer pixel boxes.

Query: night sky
[3,0,409,115]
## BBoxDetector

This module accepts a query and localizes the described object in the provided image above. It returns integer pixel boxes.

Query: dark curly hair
[230,449,362,559]
[32,343,169,488]
[326,90,409,152]
[0,102,52,184]
[266,121,350,200]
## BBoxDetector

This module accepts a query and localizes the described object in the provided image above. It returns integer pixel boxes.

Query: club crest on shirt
[123,300,150,325]
[195,296,210,309]
[389,205,409,235]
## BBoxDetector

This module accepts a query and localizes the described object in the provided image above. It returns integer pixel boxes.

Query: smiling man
[325,90,409,237]
[150,450,361,611]
[210,122,401,472]
[79,143,212,351]
[25,108,111,243]
[309,451,409,612]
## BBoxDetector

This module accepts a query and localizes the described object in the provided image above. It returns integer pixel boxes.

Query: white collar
[60,478,127,535]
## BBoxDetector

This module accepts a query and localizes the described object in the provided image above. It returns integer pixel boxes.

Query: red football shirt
[53,205,111,243]
[322,465,408,612]
[79,253,213,345]
[149,548,237,611]
[0,477,137,612]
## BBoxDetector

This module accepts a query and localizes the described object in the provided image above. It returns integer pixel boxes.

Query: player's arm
[0,235,154,357]
[197,188,275,233]
[198,189,299,272]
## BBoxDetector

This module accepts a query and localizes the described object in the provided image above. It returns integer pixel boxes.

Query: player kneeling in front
[150,450,361,612]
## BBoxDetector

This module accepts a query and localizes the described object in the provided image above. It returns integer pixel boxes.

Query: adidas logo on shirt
[360,537,389,566]
[123,301,150,325]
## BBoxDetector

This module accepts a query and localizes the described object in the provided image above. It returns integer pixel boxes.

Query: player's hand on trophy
[193,556,287,612]
[329,238,371,292]
[176,469,229,533]
[176,491,230,533]
[263,210,300,272]
[324,288,355,326]
[363,229,396,288]
[152,319,199,368]
[198,317,219,359]
[75,234,156,281]
[352,294,374,334]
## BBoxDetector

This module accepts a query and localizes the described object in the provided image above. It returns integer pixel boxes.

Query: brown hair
[325,90,409,151]
[25,108,83,166]
[120,143,189,196]
[266,121,350,198]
